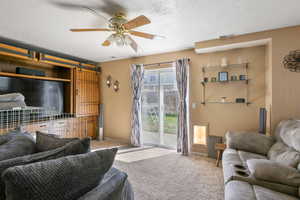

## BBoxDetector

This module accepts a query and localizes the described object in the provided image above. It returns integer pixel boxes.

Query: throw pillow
[0,137,90,200]
[36,131,78,152]
[2,148,118,200]
[226,131,274,155]
[247,159,300,187]
[0,130,36,161]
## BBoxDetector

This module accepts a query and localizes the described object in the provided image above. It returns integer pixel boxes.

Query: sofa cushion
[0,138,90,200]
[0,130,36,161]
[225,180,256,200]
[238,151,267,163]
[247,159,300,187]
[36,131,79,152]
[253,185,299,200]
[274,119,300,151]
[225,180,299,200]
[2,148,118,200]
[268,142,300,168]
[226,131,274,155]
[223,150,299,197]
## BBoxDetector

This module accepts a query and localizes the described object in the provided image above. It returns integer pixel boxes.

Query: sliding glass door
[141,67,178,148]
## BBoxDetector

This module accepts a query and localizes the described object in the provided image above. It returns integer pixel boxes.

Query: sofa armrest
[226,131,275,155]
[78,168,134,200]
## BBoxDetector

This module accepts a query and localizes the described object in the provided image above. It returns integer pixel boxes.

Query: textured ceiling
[0,0,300,62]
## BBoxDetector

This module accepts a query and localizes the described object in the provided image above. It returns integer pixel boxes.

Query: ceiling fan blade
[129,31,155,39]
[70,28,111,32]
[50,2,109,21]
[128,36,138,53]
[123,15,151,30]
[102,40,111,46]
[81,6,109,21]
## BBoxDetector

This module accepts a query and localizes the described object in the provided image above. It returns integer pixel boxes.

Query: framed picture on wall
[218,72,228,82]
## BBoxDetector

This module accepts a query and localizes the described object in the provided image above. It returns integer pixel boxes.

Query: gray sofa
[0,130,134,200]
[223,119,300,200]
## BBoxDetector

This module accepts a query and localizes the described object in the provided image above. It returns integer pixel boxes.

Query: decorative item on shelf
[106,75,112,88]
[203,77,208,83]
[218,72,228,82]
[237,57,243,64]
[231,75,238,81]
[221,57,228,67]
[239,75,247,80]
[283,50,300,72]
[211,77,217,82]
[235,98,246,103]
[221,97,227,103]
[113,80,120,92]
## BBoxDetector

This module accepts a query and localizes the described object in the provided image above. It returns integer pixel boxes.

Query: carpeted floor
[114,147,224,200]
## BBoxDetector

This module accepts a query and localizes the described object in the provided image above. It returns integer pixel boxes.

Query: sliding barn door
[74,68,100,116]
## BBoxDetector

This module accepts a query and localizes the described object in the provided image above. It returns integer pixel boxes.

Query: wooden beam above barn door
[0,43,35,61]
[37,53,79,69]
[0,38,100,72]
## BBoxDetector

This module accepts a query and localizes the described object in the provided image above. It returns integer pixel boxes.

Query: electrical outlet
[192,103,197,109]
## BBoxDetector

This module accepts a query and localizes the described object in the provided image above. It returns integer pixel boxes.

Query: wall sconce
[106,75,112,88]
[113,80,120,92]
[193,124,208,145]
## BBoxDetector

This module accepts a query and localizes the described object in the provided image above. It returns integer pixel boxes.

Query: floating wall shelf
[201,79,249,85]
[201,62,250,106]
[201,101,251,105]
[201,63,249,72]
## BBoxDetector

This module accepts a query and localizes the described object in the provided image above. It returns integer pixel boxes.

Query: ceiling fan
[70,13,162,52]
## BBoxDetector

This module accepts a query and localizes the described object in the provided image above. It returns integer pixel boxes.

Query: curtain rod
[143,58,190,67]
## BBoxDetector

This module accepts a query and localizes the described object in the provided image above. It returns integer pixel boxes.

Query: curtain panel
[130,64,144,147]
[175,58,190,156]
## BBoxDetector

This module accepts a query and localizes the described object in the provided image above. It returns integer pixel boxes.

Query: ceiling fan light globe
[124,35,132,45]
[107,34,116,42]
[116,39,124,46]
[153,35,166,40]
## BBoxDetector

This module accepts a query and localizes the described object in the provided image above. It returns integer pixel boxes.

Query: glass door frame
[141,66,177,149]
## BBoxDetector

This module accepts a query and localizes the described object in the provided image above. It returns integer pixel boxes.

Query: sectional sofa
[223,119,300,200]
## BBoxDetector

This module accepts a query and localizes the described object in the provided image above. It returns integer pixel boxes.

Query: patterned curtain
[130,64,145,147]
[175,58,190,156]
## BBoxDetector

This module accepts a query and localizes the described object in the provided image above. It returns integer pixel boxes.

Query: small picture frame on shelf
[236,98,246,103]
[231,75,238,81]
[218,72,228,82]
[211,77,217,82]
[203,77,208,82]
[239,75,247,80]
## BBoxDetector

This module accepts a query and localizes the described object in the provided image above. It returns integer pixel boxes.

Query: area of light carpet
[116,147,175,163]
[114,148,224,200]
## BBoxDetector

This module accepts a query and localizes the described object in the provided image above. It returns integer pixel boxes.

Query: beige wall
[101,46,266,142]
[101,25,300,143]
[196,25,300,133]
